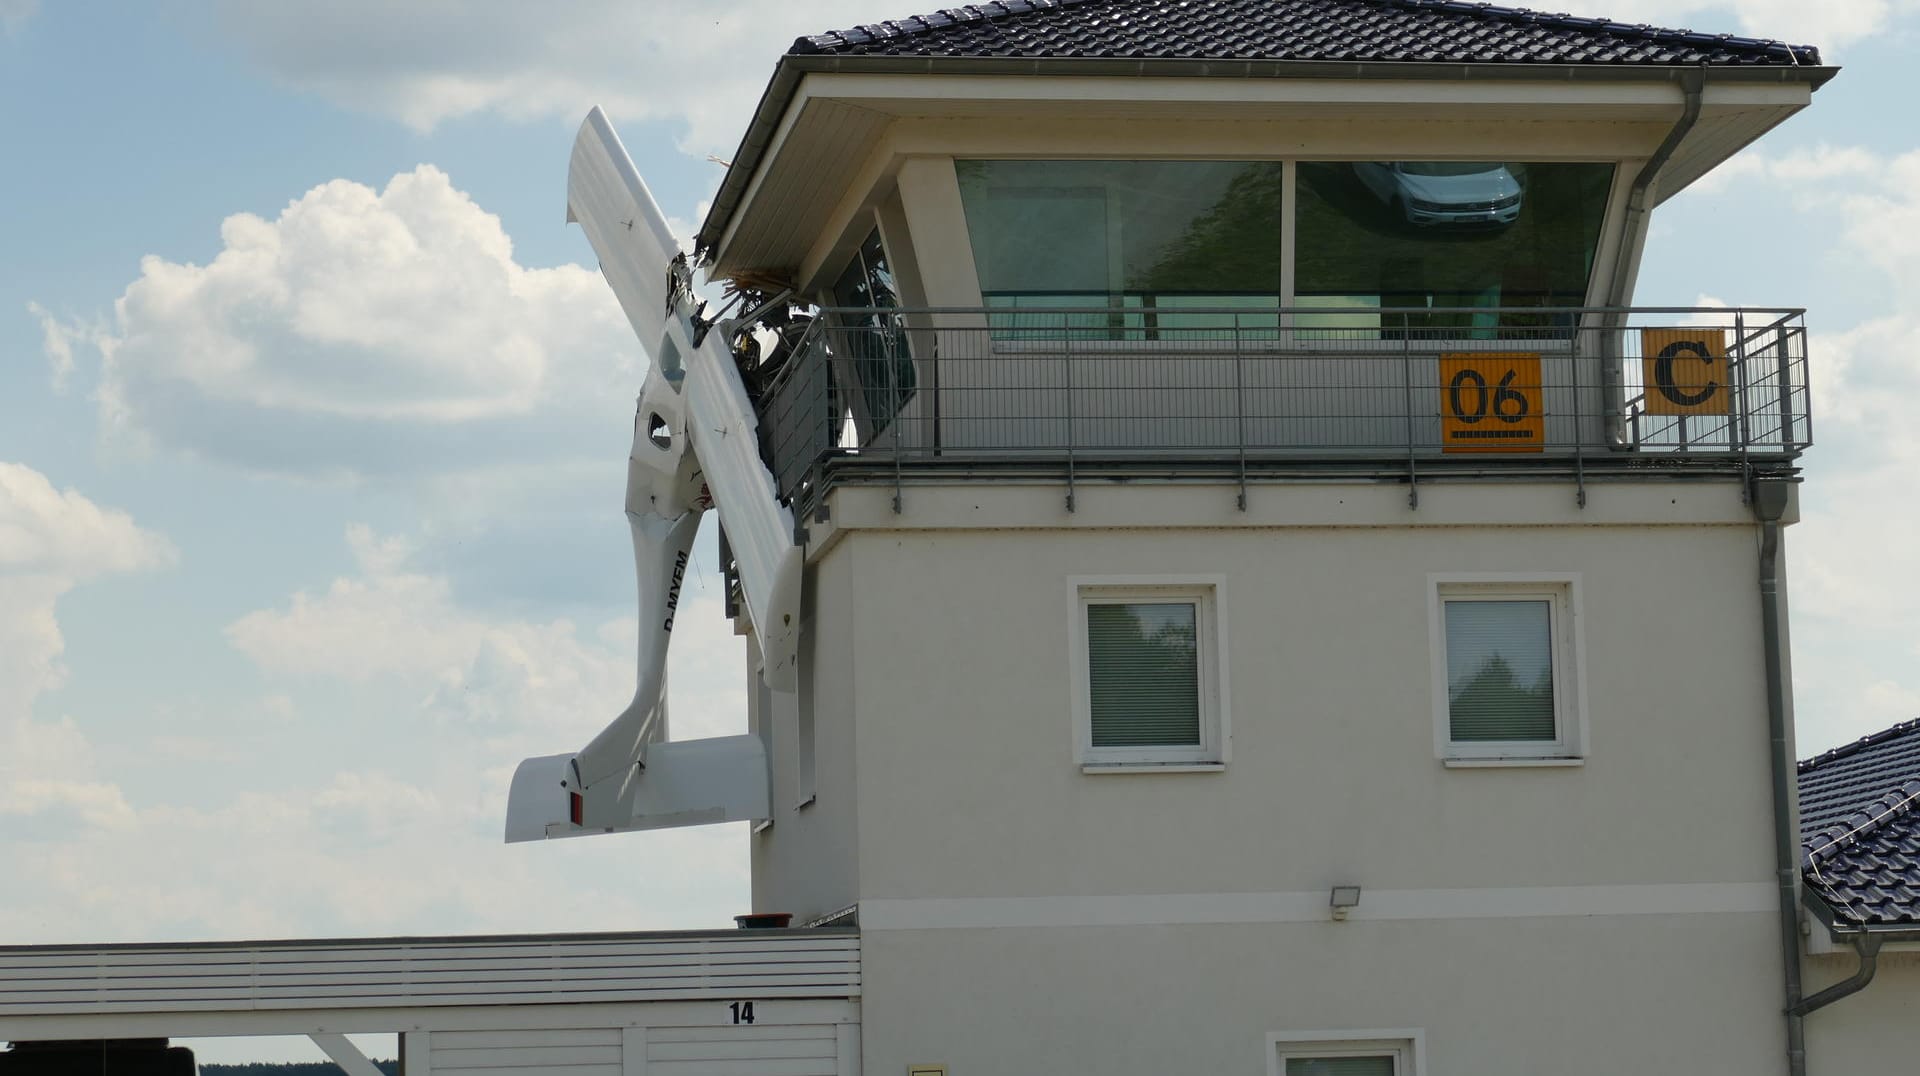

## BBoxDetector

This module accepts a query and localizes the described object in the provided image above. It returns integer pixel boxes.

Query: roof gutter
[1600,64,1705,448]
[694,54,1837,259]
[1801,883,1920,944]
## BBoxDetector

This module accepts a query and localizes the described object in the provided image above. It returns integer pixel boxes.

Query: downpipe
[1752,477,1805,1076]
[1604,67,1705,449]
[1791,933,1883,1018]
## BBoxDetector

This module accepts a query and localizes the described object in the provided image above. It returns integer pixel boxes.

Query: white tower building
[12,3,1898,1076]
[686,2,1837,1073]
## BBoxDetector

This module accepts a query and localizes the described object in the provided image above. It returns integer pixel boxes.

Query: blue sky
[2,2,1917,1058]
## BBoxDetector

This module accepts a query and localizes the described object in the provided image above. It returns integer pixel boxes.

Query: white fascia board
[1700,83,1815,108]
[795,71,1759,111]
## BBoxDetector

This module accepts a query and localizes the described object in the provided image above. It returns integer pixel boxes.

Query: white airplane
[504,108,803,842]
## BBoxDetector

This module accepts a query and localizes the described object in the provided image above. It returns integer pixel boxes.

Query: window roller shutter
[1087,602,1201,747]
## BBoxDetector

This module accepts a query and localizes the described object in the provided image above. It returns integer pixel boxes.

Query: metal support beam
[311,1032,386,1076]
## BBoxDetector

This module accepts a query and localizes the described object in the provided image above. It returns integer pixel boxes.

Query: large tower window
[952,158,1613,335]
[828,229,915,436]
[1296,161,1614,330]
[956,159,1283,330]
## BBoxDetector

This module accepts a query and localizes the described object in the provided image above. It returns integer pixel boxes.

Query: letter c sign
[1640,328,1730,416]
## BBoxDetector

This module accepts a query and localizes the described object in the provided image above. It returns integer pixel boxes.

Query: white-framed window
[1269,1031,1424,1076]
[1068,575,1229,770]
[1428,572,1586,764]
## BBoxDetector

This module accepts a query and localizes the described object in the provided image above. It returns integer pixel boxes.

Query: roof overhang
[697,55,1836,280]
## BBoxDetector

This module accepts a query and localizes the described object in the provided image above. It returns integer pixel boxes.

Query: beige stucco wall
[1802,950,1920,1072]
[752,476,1811,1070]
[861,915,1788,1076]
[829,480,1779,901]
[752,552,861,923]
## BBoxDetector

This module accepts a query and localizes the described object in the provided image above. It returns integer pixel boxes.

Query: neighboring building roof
[1798,719,1920,929]
[791,0,1821,67]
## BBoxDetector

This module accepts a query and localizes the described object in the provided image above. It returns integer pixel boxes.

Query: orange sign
[1440,352,1545,453]
[1640,328,1731,416]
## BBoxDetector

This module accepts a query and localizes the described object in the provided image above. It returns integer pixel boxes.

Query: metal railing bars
[752,305,1811,515]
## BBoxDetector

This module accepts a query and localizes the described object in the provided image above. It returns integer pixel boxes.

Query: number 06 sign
[1439,352,1545,453]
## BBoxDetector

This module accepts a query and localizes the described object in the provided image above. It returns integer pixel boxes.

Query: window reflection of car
[1351,162,1524,226]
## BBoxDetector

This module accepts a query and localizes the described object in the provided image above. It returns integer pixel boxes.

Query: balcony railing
[752,306,1809,512]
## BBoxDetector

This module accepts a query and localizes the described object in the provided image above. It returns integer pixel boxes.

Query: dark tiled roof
[1798,719,1920,928]
[792,0,1821,67]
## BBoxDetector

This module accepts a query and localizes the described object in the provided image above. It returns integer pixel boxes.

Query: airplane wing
[567,106,680,355]
[565,107,803,690]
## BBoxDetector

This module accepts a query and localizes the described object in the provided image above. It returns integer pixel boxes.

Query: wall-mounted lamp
[1329,885,1362,921]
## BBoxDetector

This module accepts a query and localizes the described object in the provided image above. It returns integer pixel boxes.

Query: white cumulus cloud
[0,462,177,581]
[25,301,105,393]
[208,1,908,152]
[0,761,750,942]
[1683,143,1920,748]
[0,462,176,714]
[0,0,35,37]
[1578,0,1908,56]
[3,516,754,944]
[227,523,746,742]
[0,463,172,840]
[92,166,639,477]
[202,0,1901,160]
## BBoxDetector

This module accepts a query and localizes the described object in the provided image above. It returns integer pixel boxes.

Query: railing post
[887,321,903,514]
[1572,321,1586,508]
[1064,313,1076,513]
[1235,317,1248,511]
[1733,308,1752,469]
[1401,311,1418,509]
[813,322,832,527]
[1776,319,1798,451]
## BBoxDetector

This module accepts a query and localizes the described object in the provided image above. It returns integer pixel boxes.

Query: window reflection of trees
[1448,652,1555,741]
[955,160,1281,336]
[1088,602,1200,747]
[1138,164,1284,297]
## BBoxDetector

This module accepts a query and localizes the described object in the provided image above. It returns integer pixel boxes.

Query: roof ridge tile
[1798,716,1920,775]
[1804,775,1920,866]
[791,0,1819,64]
